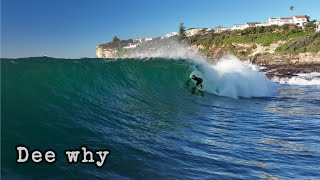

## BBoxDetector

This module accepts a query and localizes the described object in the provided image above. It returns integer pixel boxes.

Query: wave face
[2,56,276,99]
[2,57,320,179]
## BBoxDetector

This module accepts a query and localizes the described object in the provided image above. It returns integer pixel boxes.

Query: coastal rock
[251,52,320,65]
[96,46,118,58]
[264,63,320,79]
[208,45,226,60]
[249,41,286,56]
[202,41,320,66]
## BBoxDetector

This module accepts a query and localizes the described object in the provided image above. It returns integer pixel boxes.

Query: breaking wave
[2,55,277,99]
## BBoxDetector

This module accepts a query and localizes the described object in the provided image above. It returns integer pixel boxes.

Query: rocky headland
[96,25,320,80]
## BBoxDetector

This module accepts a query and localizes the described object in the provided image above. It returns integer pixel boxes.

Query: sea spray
[272,74,320,86]
[200,55,278,98]
[119,39,277,98]
[124,39,207,62]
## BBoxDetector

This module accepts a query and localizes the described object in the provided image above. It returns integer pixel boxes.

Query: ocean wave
[1,56,277,99]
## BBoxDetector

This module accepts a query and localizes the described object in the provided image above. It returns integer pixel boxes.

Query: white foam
[272,75,320,86]
[229,61,320,87]
[296,72,320,78]
[243,60,267,72]
[202,55,277,98]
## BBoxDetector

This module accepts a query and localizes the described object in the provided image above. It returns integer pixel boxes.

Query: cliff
[96,25,320,66]
[96,46,118,58]
[205,41,320,66]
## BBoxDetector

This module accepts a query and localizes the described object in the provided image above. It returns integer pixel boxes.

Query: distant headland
[96,15,320,78]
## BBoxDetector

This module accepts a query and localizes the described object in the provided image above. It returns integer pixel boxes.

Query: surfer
[191,75,203,89]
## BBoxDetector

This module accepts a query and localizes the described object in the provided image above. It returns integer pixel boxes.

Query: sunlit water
[1,58,320,179]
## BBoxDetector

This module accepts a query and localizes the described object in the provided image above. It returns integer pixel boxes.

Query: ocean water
[1,57,320,179]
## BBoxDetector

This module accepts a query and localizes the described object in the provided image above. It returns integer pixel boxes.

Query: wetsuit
[193,77,203,86]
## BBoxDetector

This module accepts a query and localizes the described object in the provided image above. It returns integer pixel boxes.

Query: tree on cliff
[179,23,187,41]
[305,22,316,32]
[112,36,121,43]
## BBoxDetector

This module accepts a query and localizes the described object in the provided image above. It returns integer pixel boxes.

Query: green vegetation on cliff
[100,36,134,49]
[97,22,319,59]
[190,23,319,55]
[276,32,320,54]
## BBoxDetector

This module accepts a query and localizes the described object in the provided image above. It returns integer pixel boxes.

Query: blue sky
[1,0,319,58]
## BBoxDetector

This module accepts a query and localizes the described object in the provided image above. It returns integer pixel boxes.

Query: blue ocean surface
[1,57,320,179]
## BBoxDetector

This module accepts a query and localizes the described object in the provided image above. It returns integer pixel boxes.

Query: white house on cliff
[214,25,230,33]
[268,17,293,26]
[232,15,309,31]
[316,21,320,32]
[232,24,249,30]
[293,15,308,26]
[268,15,308,26]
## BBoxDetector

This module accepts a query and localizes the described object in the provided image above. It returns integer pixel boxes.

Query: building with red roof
[268,15,308,27]
[293,15,308,26]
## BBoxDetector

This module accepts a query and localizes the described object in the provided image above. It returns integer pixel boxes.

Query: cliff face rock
[251,52,320,65]
[96,41,320,65]
[96,32,319,66]
[208,45,227,59]
[203,41,320,65]
[249,41,286,56]
[96,46,118,58]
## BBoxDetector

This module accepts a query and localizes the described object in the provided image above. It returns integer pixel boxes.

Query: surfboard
[196,85,205,91]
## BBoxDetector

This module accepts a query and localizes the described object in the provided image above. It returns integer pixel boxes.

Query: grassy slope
[275,32,320,54]
[98,24,319,57]
[189,25,319,55]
